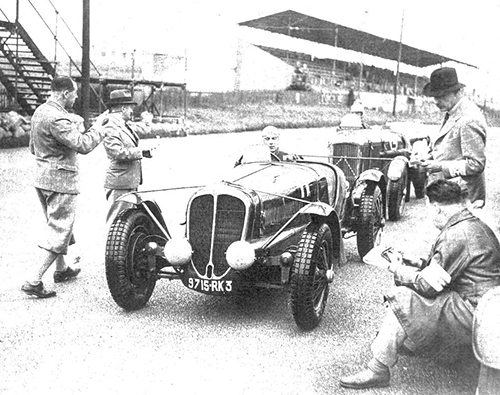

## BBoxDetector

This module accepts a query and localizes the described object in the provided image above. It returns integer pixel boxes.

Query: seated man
[235,125,300,166]
[340,179,500,390]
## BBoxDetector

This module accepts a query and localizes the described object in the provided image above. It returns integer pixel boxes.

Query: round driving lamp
[164,237,192,266]
[226,241,255,270]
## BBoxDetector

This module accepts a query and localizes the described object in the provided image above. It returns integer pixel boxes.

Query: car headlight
[164,237,192,266]
[226,241,255,270]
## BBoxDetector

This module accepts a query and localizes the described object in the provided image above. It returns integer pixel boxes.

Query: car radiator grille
[189,194,246,277]
[330,143,362,185]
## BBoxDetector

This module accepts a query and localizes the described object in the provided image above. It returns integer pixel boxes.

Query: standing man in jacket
[339,180,500,389]
[22,75,107,298]
[103,89,154,228]
[421,67,487,207]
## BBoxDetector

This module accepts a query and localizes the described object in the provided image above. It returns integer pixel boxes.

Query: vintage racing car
[328,122,430,222]
[104,145,384,330]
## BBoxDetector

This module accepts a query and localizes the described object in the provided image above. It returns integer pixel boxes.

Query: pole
[358,11,368,96]
[14,0,19,101]
[332,27,338,73]
[358,44,364,95]
[82,0,90,128]
[392,9,405,116]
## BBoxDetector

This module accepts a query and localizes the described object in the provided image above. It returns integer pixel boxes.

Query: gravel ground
[1,125,498,395]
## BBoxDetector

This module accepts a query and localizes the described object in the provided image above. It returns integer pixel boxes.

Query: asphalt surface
[1,126,499,395]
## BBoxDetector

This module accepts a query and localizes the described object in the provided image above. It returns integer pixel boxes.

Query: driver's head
[262,126,280,153]
[350,100,364,115]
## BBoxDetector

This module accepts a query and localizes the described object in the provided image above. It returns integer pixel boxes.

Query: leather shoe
[21,281,56,298]
[339,367,390,389]
[54,266,81,283]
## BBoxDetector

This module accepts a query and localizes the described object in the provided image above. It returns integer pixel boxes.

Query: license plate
[187,278,233,293]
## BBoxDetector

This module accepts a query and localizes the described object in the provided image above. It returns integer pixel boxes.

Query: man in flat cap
[102,89,154,228]
[421,67,487,207]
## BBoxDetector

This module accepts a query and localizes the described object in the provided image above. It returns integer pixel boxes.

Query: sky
[4,0,500,96]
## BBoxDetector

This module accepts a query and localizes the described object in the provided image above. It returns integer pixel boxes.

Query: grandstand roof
[239,10,476,69]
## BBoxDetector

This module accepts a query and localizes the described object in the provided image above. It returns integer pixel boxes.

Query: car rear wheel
[357,184,384,258]
[387,168,408,221]
[105,209,157,310]
[291,222,333,331]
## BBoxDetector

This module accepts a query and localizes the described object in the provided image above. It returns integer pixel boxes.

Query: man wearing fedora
[103,89,154,228]
[421,67,487,207]
[22,75,108,298]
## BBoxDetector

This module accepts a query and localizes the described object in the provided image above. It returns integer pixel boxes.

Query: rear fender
[387,156,409,181]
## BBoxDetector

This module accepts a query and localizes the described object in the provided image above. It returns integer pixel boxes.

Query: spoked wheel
[356,184,384,258]
[105,209,158,310]
[291,222,334,331]
[387,167,408,221]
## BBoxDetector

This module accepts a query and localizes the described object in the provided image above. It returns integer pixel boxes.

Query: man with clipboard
[340,180,500,389]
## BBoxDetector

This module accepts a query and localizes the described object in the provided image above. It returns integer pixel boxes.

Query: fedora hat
[423,67,465,97]
[106,89,137,107]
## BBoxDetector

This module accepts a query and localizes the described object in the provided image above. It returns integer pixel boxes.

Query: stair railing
[1,0,107,110]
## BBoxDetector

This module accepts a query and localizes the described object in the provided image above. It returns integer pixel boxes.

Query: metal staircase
[0,20,55,115]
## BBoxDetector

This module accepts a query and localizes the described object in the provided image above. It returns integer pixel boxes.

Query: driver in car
[339,100,367,129]
[235,126,300,166]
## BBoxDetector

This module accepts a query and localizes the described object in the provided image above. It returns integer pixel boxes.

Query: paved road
[1,126,499,395]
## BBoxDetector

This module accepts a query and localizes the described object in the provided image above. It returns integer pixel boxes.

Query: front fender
[387,156,409,181]
[117,192,171,239]
[358,168,385,183]
[299,201,334,217]
[294,202,346,265]
[352,169,386,201]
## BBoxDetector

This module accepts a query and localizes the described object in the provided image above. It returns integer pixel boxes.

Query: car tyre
[291,222,333,331]
[357,184,384,258]
[105,209,157,310]
[387,168,408,221]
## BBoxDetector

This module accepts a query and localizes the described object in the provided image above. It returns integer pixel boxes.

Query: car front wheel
[105,209,157,310]
[356,184,384,258]
[291,222,334,331]
[387,168,408,221]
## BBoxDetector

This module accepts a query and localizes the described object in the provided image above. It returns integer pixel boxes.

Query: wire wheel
[105,209,157,310]
[356,185,384,258]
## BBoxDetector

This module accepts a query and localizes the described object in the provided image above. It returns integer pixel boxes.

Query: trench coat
[30,99,106,194]
[428,97,487,204]
[103,113,144,190]
[386,209,500,361]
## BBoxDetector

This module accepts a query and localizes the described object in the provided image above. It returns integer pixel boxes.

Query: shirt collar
[46,98,68,114]
[448,96,464,117]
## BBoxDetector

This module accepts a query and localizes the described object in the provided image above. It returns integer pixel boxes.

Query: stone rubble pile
[0,111,31,139]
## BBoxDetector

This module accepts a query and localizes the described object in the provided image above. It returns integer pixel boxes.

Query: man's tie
[441,112,450,128]
[127,124,139,146]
